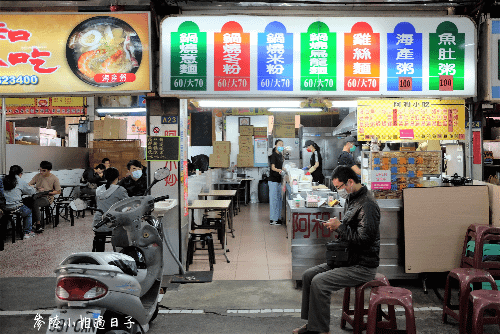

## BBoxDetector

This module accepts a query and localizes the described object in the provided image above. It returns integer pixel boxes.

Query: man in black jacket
[118,160,148,197]
[80,164,106,196]
[294,166,380,334]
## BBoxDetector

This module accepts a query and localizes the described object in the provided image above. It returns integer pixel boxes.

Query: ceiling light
[268,108,323,112]
[330,101,358,108]
[197,100,303,108]
[96,108,146,114]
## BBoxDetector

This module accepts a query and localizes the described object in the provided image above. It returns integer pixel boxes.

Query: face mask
[350,146,356,153]
[132,170,143,179]
[337,188,349,199]
[277,146,284,152]
[307,148,312,152]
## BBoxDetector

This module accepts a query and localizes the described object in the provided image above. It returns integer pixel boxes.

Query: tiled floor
[186,203,291,280]
[0,203,291,280]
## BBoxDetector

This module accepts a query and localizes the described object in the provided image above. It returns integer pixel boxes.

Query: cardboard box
[213,141,231,155]
[239,125,254,136]
[239,135,253,147]
[274,124,295,138]
[209,154,230,168]
[274,113,295,125]
[253,127,267,138]
[94,118,127,139]
[239,144,254,154]
[237,153,254,167]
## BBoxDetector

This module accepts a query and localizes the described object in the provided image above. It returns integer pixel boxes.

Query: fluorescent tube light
[330,101,358,108]
[268,107,323,112]
[96,108,146,114]
[197,100,302,108]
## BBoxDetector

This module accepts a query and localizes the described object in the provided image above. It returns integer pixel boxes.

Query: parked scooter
[46,168,173,334]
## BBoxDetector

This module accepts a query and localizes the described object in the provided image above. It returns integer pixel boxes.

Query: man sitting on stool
[293,166,380,334]
[118,160,147,197]
[28,161,61,233]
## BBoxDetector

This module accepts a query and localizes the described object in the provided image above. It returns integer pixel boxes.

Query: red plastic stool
[460,224,500,277]
[442,268,498,334]
[467,290,500,334]
[340,273,393,334]
[366,286,416,334]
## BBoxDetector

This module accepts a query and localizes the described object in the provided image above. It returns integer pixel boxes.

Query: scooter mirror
[154,167,170,181]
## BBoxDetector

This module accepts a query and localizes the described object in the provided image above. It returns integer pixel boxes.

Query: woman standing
[2,165,36,238]
[268,139,285,226]
[304,140,324,184]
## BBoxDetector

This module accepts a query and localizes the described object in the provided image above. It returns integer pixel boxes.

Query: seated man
[101,158,111,170]
[293,166,380,334]
[28,161,61,233]
[118,160,147,197]
[81,163,106,196]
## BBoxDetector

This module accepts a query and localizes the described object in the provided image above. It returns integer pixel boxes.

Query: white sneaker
[270,221,279,225]
[24,232,36,239]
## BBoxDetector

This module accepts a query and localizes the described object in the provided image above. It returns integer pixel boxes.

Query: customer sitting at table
[2,165,37,238]
[81,164,106,196]
[28,161,61,233]
[118,160,147,197]
[93,167,129,252]
[101,158,111,169]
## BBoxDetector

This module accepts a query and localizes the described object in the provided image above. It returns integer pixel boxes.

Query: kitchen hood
[332,110,357,137]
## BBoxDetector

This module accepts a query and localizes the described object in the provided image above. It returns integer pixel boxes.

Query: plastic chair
[367,286,416,334]
[341,273,393,334]
[467,289,500,334]
[186,229,215,271]
[442,268,498,334]
[460,224,500,277]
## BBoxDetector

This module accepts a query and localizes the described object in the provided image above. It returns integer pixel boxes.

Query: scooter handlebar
[93,215,110,231]
[154,195,170,203]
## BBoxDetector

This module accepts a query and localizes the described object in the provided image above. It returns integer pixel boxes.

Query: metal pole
[1,97,6,175]
[467,103,473,178]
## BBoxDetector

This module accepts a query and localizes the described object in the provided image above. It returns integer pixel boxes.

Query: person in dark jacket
[268,139,285,226]
[80,164,106,196]
[118,160,148,197]
[337,136,361,176]
[304,140,324,184]
[294,165,380,334]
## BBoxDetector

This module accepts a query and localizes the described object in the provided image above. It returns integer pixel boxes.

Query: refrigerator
[299,127,345,181]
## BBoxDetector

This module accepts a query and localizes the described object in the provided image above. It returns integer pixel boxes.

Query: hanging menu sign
[146,136,180,161]
[357,99,465,142]
[160,16,475,98]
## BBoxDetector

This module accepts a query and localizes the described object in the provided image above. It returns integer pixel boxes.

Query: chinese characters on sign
[257,21,293,91]
[146,136,180,161]
[429,21,465,91]
[357,99,465,141]
[171,21,207,91]
[371,170,391,190]
[214,21,250,91]
[387,22,423,91]
[300,21,336,91]
[344,22,380,91]
[34,313,135,332]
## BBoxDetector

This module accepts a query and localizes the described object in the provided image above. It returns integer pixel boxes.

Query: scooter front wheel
[104,324,142,334]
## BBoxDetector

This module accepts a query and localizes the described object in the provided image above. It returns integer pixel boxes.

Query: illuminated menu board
[160,16,476,97]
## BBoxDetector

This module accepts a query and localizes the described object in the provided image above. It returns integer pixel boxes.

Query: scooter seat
[61,252,138,276]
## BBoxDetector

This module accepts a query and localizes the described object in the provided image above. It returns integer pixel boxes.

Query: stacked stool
[366,286,416,334]
[340,273,393,333]
[460,224,500,277]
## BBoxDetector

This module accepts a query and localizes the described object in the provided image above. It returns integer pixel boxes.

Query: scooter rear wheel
[104,324,142,334]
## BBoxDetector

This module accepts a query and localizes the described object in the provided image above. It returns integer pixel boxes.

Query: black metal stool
[186,229,216,271]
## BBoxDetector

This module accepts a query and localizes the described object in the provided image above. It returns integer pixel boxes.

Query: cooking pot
[223,170,233,179]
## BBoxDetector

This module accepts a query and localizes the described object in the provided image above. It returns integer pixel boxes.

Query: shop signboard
[0,12,151,95]
[479,19,500,102]
[0,97,86,115]
[357,99,465,142]
[371,170,391,190]
[160,16,476,98]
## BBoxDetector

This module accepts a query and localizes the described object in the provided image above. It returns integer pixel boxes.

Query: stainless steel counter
[285,197,413,286]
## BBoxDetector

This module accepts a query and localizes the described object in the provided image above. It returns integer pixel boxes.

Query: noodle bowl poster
[0,12,151,95]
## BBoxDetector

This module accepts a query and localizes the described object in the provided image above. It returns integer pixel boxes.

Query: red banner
[344,22,380,91]
[214,21,250,91]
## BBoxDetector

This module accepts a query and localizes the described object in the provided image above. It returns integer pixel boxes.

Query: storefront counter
[286,198,411,286]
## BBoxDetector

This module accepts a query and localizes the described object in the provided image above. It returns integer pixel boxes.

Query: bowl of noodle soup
[66,16,142,87]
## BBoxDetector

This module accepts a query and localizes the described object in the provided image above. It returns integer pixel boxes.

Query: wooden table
[188,199,232,263]
[198,189,237,235]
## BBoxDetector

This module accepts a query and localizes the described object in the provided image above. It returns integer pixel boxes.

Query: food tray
[305,201,319,208]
